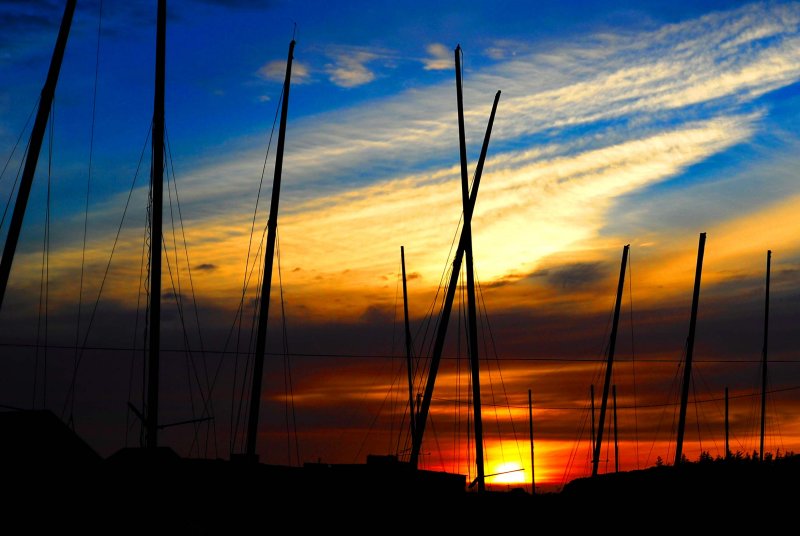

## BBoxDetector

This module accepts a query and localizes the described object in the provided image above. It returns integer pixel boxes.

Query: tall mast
[613,384,619,473]
[145,0,166,449]
[760,250,771,461]
[245,39,296,460]
[0,0,76,310]
[592,244,629,476]
[455,45,485,492]
[725,386,730,460]
[401,246,416,450]
[590,384,595,461]
[409,90,501,469]
[528,389,535,495]
[675,232,706,465]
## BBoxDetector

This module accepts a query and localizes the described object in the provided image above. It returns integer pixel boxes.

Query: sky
[1,0,800,492]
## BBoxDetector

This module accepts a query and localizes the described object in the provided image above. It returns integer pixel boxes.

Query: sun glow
[488,462,526,485]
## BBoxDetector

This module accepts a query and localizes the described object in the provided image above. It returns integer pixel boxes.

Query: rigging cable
[691,374,704,458]
[125,209,150,447]
[694,365,724,457]
[0,100,38,232]
[165,128,217,457]
[61,124,152,420]
[71,0,103,427]
[476,273,526,476]
[276,230,301,465]
[627,248,640,468]
[34,100,55,410]
[227,84,283,454]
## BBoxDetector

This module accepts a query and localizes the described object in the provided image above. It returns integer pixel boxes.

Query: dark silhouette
[592,244,628,477]
[675,232,706,464]
[246,38,296,461]
[455,44,486,492]
[410,88,501,469]
[145,0,166,450]
[0,0,76,309]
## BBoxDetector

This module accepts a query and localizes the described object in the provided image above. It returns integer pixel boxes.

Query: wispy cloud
[11,2,800,323]
[257,58,312,84]
[422,43,451,70]
[324,48,383,88]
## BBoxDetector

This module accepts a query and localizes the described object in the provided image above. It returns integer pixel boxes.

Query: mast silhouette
[528,389,535,494]
[590,384,595,458]
[613,384,619,473]
[0,0,76,310]
[725,386,730,459]
[245,39,295,460]
[592,244,629,477]
[675,232,706,465]
[409,89,501,470]
[145,0,166,449]
[455,45,485,492]
[401,246,416,449]
[760,250,771,461]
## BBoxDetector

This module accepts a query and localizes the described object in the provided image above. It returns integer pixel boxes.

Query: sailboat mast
[0,0,76,310]
[590,384,595,460]
[725,386,730,459]
[455,45,485,492]
[401,246,416,449]
[613,384,619,473]
[528,389,535,495]
[146,0,167,449]
[409,90,500,469]
[245,39,296,460]
[760,250,771,461]
[592,244,629,476]
[675,232,706,465]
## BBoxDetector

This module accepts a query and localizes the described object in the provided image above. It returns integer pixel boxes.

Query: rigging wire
[476,273,525,475]
[276,230,301,466]
[691,374,703,458]
[125,216,150,447]
[34,100,55,411]
[694,365,724,457]
[0,100,38,233]
[72,0,103,427]
[61,124,152,420]
[164,128,217,457]
[644,340,685,467]
[228,84,284,453]
[627,249,640,469]
[389,254,400,456]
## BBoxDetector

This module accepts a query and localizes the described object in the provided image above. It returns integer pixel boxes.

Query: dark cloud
[359,304,394,325]
[407,272,421,281]
[193,263,217,272]
[161,291,186,301]
[544,261,607,290]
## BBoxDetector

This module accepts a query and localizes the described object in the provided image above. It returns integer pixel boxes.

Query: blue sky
[1,0,800,484]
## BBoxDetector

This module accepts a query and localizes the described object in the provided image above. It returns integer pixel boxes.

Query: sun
[489,462,526,485]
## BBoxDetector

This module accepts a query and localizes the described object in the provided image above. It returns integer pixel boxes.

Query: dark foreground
[3,410,799,532]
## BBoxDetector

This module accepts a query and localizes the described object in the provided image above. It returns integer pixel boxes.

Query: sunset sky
[1,0,800,492]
